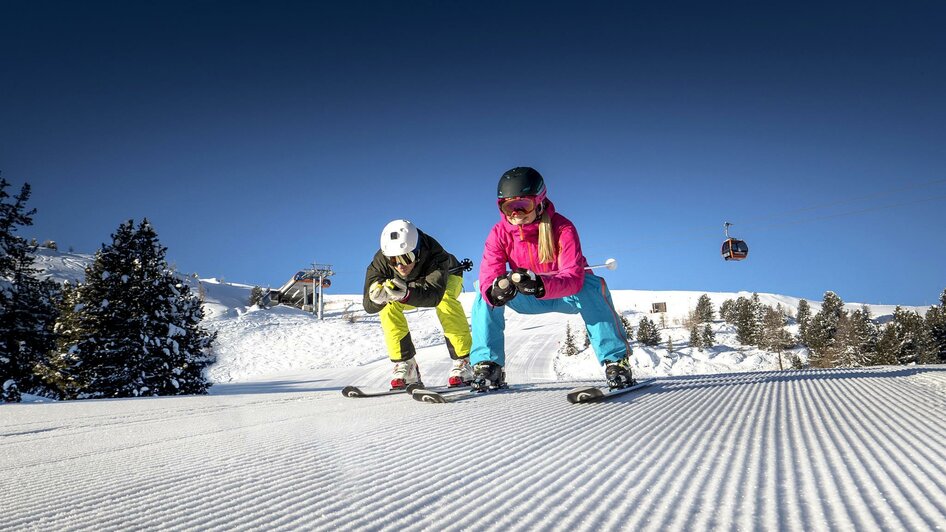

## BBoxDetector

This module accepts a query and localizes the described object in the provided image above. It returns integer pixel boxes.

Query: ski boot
[604,357,635,390]
[470,361,507,393]
[448,357,474,387]
[390,358,421,390]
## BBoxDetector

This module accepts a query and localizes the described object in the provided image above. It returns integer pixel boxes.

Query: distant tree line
[580,290,946,372]
[0,178,216,402]
[718,290,946,369]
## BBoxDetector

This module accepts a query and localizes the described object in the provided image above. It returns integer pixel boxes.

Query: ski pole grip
[497,277,511,289]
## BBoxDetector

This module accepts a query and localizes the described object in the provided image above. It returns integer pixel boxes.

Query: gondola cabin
[721,238,749,261]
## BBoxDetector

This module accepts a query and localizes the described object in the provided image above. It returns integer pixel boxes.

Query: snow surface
[6,252,944,530]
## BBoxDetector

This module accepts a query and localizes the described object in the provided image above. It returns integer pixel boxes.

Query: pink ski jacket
[478,199,590,305]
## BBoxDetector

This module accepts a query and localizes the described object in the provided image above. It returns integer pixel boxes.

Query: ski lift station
[272,263,335,318]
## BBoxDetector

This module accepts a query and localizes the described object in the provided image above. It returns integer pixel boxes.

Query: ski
[566,378,656,404]
[412,385,515,404]
[341,383,459,398]
[341,386,406,398]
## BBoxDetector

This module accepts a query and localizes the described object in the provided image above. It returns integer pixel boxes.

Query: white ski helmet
[380,219,419,257]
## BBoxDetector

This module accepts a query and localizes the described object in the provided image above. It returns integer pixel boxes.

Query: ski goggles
[387,250,418,267]
[499,196,539,216]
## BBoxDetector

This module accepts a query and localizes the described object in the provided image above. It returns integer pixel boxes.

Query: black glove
[488,276,518,306]
[509,268,546,298]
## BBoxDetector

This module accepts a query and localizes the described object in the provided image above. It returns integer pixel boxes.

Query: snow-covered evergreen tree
[636,316,661,347]
[759,305,794,369]
[830,307,877,368]
[249,286,267,308]
[806,291,845,368]
[872,323,901,366]
[719,299,736,324]
[689,322,702,351]
[0,179,61,401]
[733,297,758,346]
[872,306,930,366]
[40,281,85,398]
[66,220,216,398]
[751,293,766,344]
[897,306,929,365]
[924,289,946,363]
[701,324,715,349]
[620,314,633,340]
[694,294,714,323]
[796,299,812,344]
[560,323,579,356]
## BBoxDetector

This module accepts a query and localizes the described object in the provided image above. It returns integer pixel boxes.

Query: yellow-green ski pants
[379,275,472,362]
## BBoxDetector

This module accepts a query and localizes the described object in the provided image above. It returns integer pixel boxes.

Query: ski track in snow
[3,367,946,531]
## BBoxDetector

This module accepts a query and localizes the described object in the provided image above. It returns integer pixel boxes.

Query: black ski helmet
[497,167,546,200]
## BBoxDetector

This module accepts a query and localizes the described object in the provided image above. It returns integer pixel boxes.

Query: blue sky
[2,1,944,306]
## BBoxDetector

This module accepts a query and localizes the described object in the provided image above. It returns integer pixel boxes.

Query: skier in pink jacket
[469,166,634,392]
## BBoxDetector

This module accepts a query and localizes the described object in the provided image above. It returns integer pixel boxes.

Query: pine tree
[806,291,845,368]
[890,306,928,365]
[0,179,61,401]
[796,299,812,344]
[67,220,215,398]
[39,281,85,398]
[689,322,702,351]
[249,286,267,307]
[830,308,878,368]
[695,294,714,323]
[620,314,633,340]
[733,297,757,345]
[582,328,591,350]
[871,323,900,366]
[751,293,766,345]
[665,336,674,354]
[719,299,736,324]
[759,305,795,369]
[636,316,661,347]
[561,323,580,356]
[924,289,946,363]
[869,306,930,366]
[759,305,794,356]
[701,324,716,349]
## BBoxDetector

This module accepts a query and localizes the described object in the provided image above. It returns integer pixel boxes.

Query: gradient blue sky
[2,1,944,306]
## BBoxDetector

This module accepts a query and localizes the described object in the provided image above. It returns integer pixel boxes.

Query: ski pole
[448,258,473,274]
[510,258,618,281]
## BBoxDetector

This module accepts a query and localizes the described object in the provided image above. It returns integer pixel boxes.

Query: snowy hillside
[197,280,928,387]
[31,249,928,387]
[32,247,92,284]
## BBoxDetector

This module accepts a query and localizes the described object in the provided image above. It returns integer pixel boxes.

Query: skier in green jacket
[363,219,473,389]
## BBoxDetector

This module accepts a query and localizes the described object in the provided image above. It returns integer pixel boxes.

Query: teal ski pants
[470,273,631,367]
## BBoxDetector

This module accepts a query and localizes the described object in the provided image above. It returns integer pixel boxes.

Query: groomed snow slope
[3,367,946,530]
[14,252,944,530]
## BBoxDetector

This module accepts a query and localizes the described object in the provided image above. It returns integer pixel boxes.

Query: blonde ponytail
[538,209,556,263]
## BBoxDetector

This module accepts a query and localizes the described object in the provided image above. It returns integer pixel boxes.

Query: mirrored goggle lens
[388,251,417,266]
[500,197,537,215]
